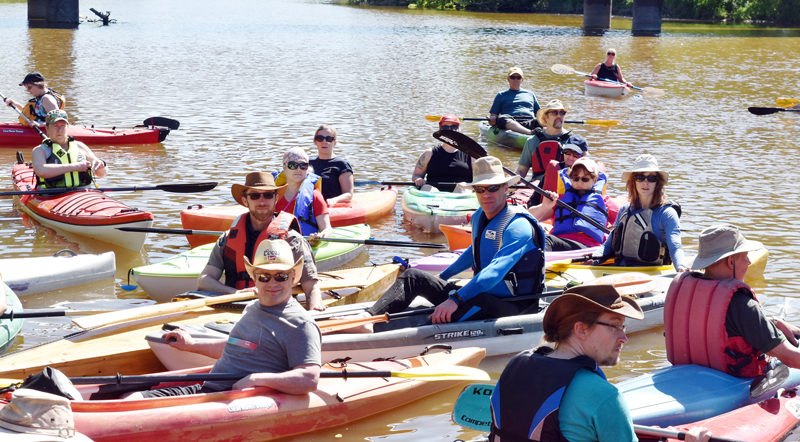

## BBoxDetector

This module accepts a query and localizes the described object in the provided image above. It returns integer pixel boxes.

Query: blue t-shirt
[559,369,638,442]
[489,88,540,118]
[602,203,685,270]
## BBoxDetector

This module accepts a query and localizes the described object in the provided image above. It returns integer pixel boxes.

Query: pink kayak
[408,246,601,272]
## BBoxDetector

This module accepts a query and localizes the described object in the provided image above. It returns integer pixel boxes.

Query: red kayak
[12,162,154,251]
[0,117,176,147]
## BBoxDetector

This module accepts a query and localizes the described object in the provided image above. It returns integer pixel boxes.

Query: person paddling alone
[590,48,632,88]
[3,72,66,128]
[411,115,475,193]
[488,66,542,135]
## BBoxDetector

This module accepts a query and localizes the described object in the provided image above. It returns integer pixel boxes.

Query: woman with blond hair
[590,48,632,88]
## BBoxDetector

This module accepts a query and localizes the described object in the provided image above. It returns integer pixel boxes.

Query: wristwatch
[448,289,463,305]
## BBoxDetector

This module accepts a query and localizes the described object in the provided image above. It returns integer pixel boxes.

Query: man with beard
[515,99,573,184]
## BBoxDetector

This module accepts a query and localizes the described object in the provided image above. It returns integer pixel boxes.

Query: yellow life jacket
[20,89,66,126]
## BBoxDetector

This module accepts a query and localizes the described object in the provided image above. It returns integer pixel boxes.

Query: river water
[1,0,799,439]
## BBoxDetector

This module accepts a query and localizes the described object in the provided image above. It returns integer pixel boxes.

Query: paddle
[0,91,47,138]
[115,227,446,249]
[550,64,666,96]
[424,115,621,127]
[749,363,790,398]
[747,106,800,116]
[433,130,610,234]
[452,383,745,442]
[0,182,218,197]
[0,309,114,320]
[63,365,489,386]
[777,98,799,107]
[355,180,529,189]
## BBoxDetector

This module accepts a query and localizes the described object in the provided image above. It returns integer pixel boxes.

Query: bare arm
[196,264,256,295]
[164,329,227,359]
[412,149,433,187]
[233,363,320,394]
[528,191,558,221]
[326,172,354,206]
[590,63,602,79]
[78,143,108,178]
[40,94,59,114]
[488,113,498,125]
[515,164,530,179]
[616,65,629,85]
[311,213,333,239]
[301,278,325,311]
[766,340,800,369]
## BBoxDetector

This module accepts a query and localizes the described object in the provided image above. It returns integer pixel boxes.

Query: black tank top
[425,144,473,192]
[597,63,619,82]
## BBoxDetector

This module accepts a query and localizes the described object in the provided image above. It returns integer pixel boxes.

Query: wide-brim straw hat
[620,154,669,185]
[688,224,763,270]
[0,389,93,441]
[458,156,519,189]
[535,99,570,127]
[231,172,287,207]
[243,239,304,285]
[543,284,644,336]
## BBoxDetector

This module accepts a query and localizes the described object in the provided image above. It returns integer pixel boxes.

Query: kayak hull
[0,122,168,147]
[180,188,397,248]
[478,121,530,149]
[584,79,630,97]
[0,283,23,354]
[401,188,478,233]
[0,251,116,296]
[440,223,472,250]
[409,246,602,272]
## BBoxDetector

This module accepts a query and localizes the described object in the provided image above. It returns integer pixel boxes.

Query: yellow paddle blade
[551,64,576,75]
[425,115,466,122]
[777,98,800,107]
[393,365,490,381]
[582,120,621,127]
[546,258,573,272]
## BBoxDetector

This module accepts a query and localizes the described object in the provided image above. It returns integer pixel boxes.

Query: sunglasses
[473,184,504,194]
[287,161,309,170]
[246,192,276,200]
[570,175,592,183]
[440,125,459,131]
[547,110,567,116]
[255,272,291,283]
[564,150,583,158]
[315,135,335,142]
[607,52,616,56]
[634,174,659,183]
[509,75,522,80]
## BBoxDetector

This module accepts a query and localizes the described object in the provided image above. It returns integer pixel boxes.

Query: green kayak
[1,282,23,354]
[401,187,478,233]
[131,224,370,303]
[478,121,531,149]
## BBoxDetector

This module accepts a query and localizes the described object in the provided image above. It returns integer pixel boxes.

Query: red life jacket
[664,272,769,378]
[527,129,571,175]
[222,212,301,290]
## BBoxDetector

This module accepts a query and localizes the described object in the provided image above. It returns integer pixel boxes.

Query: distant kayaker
[2,72,66,128]
[411,115,475,193]
[515,99,572,183]
[274,147,333,239]
[594,155,685,270]
[529,157,609,251]
[490,284,712,442]
[488,66,541,135]
[196,172,326,311]
[665,224,800,377]
[590,48,633,88]
[337,156,546,330]
[309,125,354,207]
[125,239,321,399]
[31,110,108,189]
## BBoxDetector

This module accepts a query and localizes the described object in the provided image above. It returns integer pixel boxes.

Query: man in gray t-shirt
[126,239,321,399]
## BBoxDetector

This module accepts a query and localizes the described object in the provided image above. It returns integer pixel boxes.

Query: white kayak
[0,250,116,296]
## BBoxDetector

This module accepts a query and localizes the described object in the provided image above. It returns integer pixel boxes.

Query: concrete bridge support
[28,0,79,26]
[583,0,612,30]
[632,0,663,34]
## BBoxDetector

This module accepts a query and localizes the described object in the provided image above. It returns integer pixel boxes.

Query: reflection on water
[1,1,799,439]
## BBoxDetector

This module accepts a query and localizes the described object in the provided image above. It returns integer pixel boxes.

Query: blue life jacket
[552,169,609,244]
[272,171,321,235]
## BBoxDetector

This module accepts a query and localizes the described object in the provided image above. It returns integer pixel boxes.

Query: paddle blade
[143,117,180,130]
[749,363,790,398]
[641,86,666,96]
[317,314,389,334]
[397,365,490,382]
[156,182,218,193]
[777,98,799,107]
[582,272,656,296]
[551,64,577,75]
[748,107,784,115]
[433,130,487,160]
[452,383,495,431]
[425,115,443,122]
[582,119,622,127]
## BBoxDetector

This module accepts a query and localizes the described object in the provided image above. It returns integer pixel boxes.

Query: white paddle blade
[551,64,576,75]
[642,87,666,96]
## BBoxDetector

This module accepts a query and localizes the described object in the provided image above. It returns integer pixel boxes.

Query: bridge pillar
[632,0,662,35]
[28,0,79,26]
[583,0,612,29]
[28,0,46,20]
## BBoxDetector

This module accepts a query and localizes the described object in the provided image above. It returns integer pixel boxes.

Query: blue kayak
[618,363,800,427]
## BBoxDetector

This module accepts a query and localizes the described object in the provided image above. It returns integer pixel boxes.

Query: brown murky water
[1,0,799,439]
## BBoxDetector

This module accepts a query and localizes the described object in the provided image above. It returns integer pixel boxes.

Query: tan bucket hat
[231,172,287,206]
[458,156,519,189]
[0,389,93,441]
[543,284,644,336]
[536,99,569,127]
[688,224,763,270]
[243,239,304,285]
[620,154,669,185]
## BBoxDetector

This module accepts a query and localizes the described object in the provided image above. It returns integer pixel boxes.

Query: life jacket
[20,89,66,126]
[610,201,681,266]
[664,272,769,378]
[272,171,322,235]
[490,347,603,441]
[528,129,572,176]
[551,169,609,244]
[37,138,94,189]
[222,212,302,290]
[471,204,545,296]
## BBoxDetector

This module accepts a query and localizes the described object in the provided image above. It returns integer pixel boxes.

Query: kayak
[401,187,478,233]
[478,121,530,150]
[146,272,669,369]
[131,224,371,302]
[440,223,472,250]
[12,162,155,251]
[180,188,397,248]
[0,282,23,354]
[584,79,630,98]
[0,263,401,380]
[619,363,800,427]
[0,121,169,147]
[0,347,484,442]
[0,250,115,296]
[408,246,602,273]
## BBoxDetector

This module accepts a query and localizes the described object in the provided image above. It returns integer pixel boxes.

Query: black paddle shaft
[433,130,610,234]
[0,92,47,138]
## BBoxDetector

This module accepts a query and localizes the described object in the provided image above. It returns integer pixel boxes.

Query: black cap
[19,72,45,86]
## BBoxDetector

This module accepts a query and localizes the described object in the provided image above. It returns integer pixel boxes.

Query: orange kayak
[180,188,397,248]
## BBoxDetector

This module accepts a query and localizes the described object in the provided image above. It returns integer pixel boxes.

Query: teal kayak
[1,281,23,354]
[478,121,531,149]
[131,224,370,303]
[401,187,478,233]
